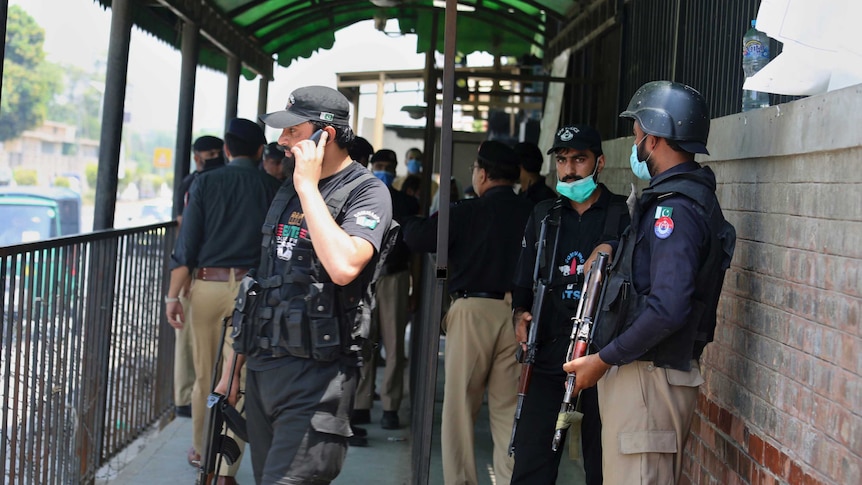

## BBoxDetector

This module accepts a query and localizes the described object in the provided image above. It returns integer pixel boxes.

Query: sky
[13,0,435,140]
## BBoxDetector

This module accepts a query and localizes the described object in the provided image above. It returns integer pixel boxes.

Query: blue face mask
[373,170,395,187]
[406,159,422,174]
[629,138,652,181]
[556,162,599,203]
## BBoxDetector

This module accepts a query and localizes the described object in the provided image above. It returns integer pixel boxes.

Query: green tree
[13,168,38,186]
[0,6,59,141]
[47,62,104,141]
[84,163,98,190]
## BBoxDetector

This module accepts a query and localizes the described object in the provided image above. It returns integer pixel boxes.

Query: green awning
[94,0,574,77]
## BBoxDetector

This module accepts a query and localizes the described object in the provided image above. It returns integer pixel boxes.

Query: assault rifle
[551,252,610,452]
[508,211,559,456]
[198,318,248,485]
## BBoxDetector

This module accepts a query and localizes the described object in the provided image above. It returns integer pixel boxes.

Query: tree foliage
[0,6,60,141]
[47,63,104,141]
[13,168,38,186]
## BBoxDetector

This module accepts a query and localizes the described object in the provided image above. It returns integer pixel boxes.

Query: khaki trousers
[441,296,518,485]
[173,292,195,406]
[356,270,409,411]
[597,360,703,485]
[188,276,246,477]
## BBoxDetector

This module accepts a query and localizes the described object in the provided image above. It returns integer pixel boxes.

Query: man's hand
[563,353,611,394]
[513,309,531,354]
[166,300,185,329]
[291,129,328,191]
[214,350,242,406]
[584,243,614,275]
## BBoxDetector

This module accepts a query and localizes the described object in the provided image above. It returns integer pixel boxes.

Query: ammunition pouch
[231,275,262,356]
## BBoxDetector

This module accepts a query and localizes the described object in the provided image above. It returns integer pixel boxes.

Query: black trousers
[510,369,603,485]
[246,359,357,485]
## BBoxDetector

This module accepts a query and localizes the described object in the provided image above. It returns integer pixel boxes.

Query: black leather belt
[450,291,505,300]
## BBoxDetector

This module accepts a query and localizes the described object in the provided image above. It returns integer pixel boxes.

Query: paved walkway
[96,337,586,484]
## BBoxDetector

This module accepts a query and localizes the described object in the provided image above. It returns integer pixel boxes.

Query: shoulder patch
[655,206,673,219]
[654,216,674,239]
[354,210,380,229]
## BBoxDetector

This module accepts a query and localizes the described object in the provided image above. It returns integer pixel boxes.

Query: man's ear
[323,126,337,145]
[254,145,264,162]
[223,143,232,159]
[596,154,605,174]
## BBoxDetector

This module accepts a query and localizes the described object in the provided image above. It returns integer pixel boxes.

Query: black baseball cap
[263,142,285,159]
[370,149,398,166]
[478,140,518,166]
[192,135,223,152]
[547,124,603,156]
[260,86,350,129]
[349,137,374,162]
[513,142,543,173]
[225,118,266,147]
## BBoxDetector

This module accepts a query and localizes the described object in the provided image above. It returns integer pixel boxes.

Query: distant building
[0,120,98,189]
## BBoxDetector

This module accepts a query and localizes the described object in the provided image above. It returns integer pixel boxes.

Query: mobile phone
[309,129,323,143]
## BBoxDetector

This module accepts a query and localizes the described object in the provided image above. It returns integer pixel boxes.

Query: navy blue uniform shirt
[598,161,712,365]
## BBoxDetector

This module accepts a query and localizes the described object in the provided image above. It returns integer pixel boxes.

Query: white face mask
[629,136,652,180]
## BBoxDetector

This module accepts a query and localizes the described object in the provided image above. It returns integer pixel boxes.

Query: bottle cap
[751,19,756,28]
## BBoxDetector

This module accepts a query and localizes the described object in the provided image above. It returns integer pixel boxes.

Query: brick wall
[600,84,862,485]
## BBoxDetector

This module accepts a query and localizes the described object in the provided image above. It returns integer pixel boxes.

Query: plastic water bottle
[742,19,770,111]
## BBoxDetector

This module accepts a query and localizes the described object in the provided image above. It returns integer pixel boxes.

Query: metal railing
[0,223,177,484]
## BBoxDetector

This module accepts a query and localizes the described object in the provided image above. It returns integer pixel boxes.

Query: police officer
[403,141,533,485]
[172,135,225,421]
[564,81,736,485]
[166,119,280,483]
[216,86,393,484]
[511,125,629,485]
[262,142,290,182]
[353,149,419,430]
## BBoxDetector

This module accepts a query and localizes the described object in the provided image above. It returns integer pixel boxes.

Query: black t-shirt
[512,186,630,375]
[248,162,392,371]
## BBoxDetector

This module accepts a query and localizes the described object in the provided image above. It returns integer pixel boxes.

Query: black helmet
[620,81,710,155]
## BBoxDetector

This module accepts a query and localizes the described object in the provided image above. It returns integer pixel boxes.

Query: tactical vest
[231,171,399,363]
[536,195,629,330]
[590,170,736,370]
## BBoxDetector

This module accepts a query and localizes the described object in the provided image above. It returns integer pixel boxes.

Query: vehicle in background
[0,187,81,245]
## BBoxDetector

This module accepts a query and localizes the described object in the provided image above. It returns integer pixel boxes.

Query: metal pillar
[411,2,456,483]
[93,0,132,230]
[373,73,385,150]
[172,21,200,219]
[420,12,440,216]
[226,54,240,129]
[257,76,269,129]
[0,1,8,102]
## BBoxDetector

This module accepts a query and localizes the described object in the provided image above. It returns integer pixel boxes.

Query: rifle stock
[198,319,246,484]
[551,252,610,452]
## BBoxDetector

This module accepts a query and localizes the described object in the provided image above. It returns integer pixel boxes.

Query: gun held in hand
[551,251,609,452]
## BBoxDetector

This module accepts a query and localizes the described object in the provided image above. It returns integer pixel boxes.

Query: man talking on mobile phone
[216,86,393,485]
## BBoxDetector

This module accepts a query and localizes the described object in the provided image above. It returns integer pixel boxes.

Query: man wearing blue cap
[166,118,280,484]
[215,86,393,484]
[403,140,534,485]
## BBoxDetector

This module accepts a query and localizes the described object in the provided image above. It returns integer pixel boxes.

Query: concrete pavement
[96,337,586,484]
